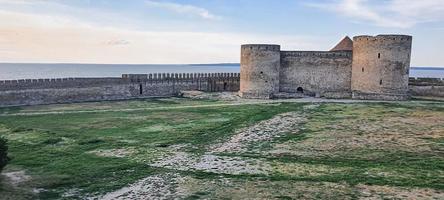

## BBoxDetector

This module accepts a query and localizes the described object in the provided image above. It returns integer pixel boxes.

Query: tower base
[352,91,410,101]
[239,91,274,99]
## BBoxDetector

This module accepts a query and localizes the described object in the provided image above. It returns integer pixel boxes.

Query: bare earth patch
[98,173,185,200]
[150,152,271,175]
[356,184,444,200]
[89,148,136,158]
[268,106,444,158]
[2,170,31,186]
[211,111,306,153]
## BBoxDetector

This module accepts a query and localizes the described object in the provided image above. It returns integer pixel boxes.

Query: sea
[0,63,443,80]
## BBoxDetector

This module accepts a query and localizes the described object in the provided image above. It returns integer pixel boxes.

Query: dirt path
[211,111,307,153]
[98,111,308,199]
[98,173,185,200]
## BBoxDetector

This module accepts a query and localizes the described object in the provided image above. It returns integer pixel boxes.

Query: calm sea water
[0,63,443,80]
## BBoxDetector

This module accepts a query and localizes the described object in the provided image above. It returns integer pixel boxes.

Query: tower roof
[330,36,353,51]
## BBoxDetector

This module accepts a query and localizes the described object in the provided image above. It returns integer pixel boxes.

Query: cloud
[306,0,444,28]
[144,0,221,20]
[0,8,321,64]
[106,39,131,46]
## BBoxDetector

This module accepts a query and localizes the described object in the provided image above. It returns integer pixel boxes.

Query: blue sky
[0,0,443,66]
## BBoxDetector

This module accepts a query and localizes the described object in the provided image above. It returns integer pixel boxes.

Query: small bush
[0,137,9,172]
[11,127,33,133]
[78,139,104,145]
[42,138,63,145]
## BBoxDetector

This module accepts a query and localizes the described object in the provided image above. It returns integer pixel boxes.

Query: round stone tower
[351,35,412,100]
[239,44,281,99]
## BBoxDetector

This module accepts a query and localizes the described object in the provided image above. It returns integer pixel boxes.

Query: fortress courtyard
[0,94,443,199]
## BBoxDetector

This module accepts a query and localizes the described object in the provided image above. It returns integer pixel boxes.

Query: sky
[0,0,443,66]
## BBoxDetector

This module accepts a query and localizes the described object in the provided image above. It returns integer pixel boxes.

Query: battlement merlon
[241,44,281,51]
[280,51,352,58]
[354,35,412,42]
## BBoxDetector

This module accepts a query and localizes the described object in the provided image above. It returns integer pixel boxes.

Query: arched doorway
[296,87,304,93]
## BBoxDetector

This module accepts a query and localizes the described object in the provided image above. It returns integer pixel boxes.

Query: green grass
[0,98,443,199]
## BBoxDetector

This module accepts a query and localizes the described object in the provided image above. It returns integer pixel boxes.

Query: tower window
[378,53,381,59]
[362,67,365,72]
[379,79,383,85]
[139,84,143,95]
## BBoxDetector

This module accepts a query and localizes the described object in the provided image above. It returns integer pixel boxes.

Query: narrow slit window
[378,53,381,59]
[379,79,383,85]
[362,67,365,72]
[139,84,143,95]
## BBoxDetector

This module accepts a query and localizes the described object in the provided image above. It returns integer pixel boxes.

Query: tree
[0,137,8,172]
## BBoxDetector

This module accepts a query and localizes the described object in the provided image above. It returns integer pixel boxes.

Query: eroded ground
[0,97,443,199]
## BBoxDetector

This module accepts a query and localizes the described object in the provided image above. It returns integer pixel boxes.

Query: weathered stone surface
[0,73,240,107]
[351,35,412,100]
[409,78,444,97]
[280,51,352,96]
[239,44,281,99]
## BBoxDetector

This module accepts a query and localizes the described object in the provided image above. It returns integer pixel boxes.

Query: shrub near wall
[0,137,8,172]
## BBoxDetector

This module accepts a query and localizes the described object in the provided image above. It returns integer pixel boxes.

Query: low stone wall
[0,73,240,107]
[352,91,409,101]
[409,77,444,97]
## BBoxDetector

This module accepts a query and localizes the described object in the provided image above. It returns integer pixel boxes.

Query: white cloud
[106,39,131,46]
[0,9,321,64]
[144,0,221,20]
[307,0,444,28]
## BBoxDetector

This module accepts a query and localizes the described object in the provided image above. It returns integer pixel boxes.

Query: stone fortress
[0,34,443,107]
[0,73,240,107]
[239,34,413,100]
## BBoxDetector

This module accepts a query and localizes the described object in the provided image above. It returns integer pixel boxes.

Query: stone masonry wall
[409,77,444,97]
[280,51,353,98]
[0,73,240,107]
[239,44,281,99]
[351,35,412,100]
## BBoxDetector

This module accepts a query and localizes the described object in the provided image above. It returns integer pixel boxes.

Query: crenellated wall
[280,51,353,98]
[0,73,240,107]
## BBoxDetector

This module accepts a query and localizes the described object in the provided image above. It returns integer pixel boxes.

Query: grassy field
[0,98,443,199]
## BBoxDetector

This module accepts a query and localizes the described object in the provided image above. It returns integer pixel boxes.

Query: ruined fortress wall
[239,44,281,99]
[409,77,444,97]
[280,51,352,97]
[351,35,412,100]
[0,73,240,107]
